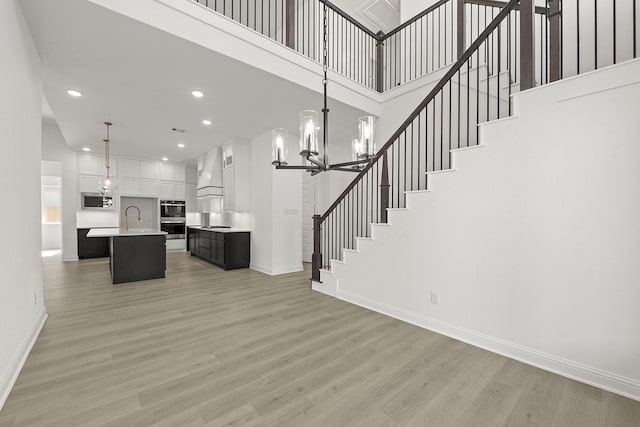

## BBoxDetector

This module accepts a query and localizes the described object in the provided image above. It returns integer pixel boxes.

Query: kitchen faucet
[124,205,141,231]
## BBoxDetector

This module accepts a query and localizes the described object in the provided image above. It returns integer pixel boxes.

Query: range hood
[197,147,223,198]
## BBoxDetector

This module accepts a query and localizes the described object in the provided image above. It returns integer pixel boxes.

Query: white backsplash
[76,210,119,228]
[207,212,251,229]
[120,197,159,230]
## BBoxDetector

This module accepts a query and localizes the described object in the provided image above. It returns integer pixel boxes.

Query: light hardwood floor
[1,253,639,426]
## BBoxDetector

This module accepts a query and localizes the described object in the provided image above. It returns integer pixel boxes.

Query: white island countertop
[188,226,251,233]
[87,228,168,237]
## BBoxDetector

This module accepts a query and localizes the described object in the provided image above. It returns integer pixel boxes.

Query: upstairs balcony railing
[193,0,639,94]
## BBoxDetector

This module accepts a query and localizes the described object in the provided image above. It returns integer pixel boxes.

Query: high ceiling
[20,0,388,164]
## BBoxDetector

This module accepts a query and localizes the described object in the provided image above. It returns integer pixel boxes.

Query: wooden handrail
[382,0,546,43]
[320,0,521,222]
[466,0,547,15]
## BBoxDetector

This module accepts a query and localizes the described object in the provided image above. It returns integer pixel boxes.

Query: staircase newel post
[312,214,322,282]
[520,0,536,89]
[376,31,385,93]
[380,151,390,223]
[457,0,466,59]
[548,0,561,82]
[285,0,295,49]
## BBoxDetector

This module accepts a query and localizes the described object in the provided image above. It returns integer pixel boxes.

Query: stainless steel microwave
[81,193,114,210]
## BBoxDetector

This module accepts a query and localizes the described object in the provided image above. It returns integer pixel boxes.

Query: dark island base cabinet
[188,229,250,270]
[110,235,166,284]
[77,228,109,259]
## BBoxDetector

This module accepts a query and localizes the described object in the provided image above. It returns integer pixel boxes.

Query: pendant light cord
[104,122,111,180]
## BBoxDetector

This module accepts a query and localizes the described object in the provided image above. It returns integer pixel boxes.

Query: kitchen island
[187,226,250,270]
[87,228,167,284]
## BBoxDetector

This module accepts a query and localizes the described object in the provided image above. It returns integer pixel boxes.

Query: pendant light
[98,121,117,196]
[270,0,376,175]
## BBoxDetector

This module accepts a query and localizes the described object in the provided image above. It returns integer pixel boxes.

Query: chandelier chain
[322,0,328,80]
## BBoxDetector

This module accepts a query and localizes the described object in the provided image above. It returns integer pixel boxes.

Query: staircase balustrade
[189,0,639,281]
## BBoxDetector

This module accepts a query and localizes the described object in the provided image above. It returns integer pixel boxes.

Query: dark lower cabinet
[77,228,110,259]
[110,235,166,284]
[188,228,250,270]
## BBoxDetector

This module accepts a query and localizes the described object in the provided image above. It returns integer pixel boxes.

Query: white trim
[0,308,48,410]
[249,263,272,275]
[250,264,303,276]
[311,280,337,297]
[337,289,640,402]
[62,255,79,262]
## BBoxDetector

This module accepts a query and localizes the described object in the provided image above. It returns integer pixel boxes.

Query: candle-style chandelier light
[271,0,376,175]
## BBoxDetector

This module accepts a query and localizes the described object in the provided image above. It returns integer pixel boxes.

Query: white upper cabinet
[120,158,140,178]
[120,178,141,196]
[139,179,159,196]
[159,181,185,200]
[78,175,99,193]
[160,163,173,181]
[78,155,99,175]
[98,157,117,177]
[222,139,251,212]
[160,163,186,182]
[140,161,159,180]
[79,154,118,177]
[77,154,183,199]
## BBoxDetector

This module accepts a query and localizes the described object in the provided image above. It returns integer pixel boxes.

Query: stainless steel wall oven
[160,200,186,240]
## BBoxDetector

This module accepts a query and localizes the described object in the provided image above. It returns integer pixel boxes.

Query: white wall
[250,130,304,275]
[0,0,47,409]
[41,118,80,260]
[250,131,275,273]
[321,59,640,400]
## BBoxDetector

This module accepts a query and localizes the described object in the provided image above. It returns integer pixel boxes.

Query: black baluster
[613,0,616,64]
[594,0,598,70]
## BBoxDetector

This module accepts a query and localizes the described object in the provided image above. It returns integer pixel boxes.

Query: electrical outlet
[430,291,439,305]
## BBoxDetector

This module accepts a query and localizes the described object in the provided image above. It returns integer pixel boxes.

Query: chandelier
[271,0,376,175]
[98,121,117,196]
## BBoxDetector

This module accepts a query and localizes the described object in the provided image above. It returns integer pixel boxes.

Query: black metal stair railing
[312,0,523,280]
[311,0,640,280]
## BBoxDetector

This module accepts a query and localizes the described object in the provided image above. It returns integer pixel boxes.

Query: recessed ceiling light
[82,147,91,152]
[162,157,169,161]
[177,143,185,148]
[191,90,204,98]
[67,89,83,97]
[202,119,212,126]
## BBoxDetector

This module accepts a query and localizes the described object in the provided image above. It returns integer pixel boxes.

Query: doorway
[41,161,62,258]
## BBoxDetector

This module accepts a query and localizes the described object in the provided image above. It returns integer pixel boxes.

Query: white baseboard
[62,255,78,262]
[249,263,272,275]
[311,280,337,297]
[338,289,640,402]
[0,308,48,410]
[250,264,303,276]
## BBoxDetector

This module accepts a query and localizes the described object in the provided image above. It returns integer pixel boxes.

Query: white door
[302,174,314,263]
